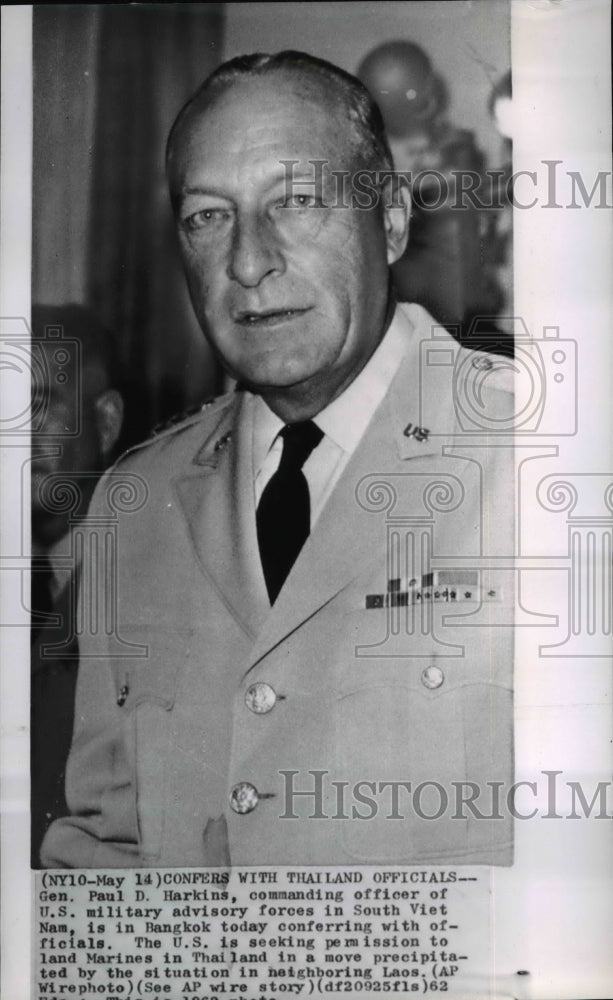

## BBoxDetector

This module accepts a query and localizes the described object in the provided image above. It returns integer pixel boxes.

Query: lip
[234,307,312,327]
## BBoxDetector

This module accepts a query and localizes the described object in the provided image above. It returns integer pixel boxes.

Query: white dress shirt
[252,309,409,526]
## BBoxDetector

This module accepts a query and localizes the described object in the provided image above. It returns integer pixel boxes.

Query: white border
[1,8,33,1000]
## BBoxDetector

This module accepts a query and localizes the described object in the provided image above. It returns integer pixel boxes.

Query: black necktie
[257,421,324,604]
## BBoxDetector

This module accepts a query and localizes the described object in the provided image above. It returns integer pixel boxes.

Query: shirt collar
[252,305,409,471]
[252,397,285,479]
[315,308,407,454]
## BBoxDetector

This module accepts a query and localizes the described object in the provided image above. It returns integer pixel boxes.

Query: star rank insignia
[213,430,233,452]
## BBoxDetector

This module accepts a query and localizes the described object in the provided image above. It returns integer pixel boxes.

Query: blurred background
[33,1,512,443]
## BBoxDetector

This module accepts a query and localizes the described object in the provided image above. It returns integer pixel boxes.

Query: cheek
[312,215,383,293]
[183,255,210,303]
[180,242,221,306]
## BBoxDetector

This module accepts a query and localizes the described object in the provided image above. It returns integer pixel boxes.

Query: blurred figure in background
[357,41,513,356]
[483,69,514,337]
[357,40,483,178]
[30,304,125,865]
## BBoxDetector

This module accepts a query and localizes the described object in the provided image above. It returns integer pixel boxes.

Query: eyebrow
[179,185,231,200]
[174,169,329,210]
[171,185,231,214]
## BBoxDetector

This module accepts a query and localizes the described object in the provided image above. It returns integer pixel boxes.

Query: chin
[238,356,323,393]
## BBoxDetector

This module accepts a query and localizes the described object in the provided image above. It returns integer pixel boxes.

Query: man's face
[168,73,406,414]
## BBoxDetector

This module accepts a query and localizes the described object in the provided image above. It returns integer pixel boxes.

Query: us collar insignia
[403,422,430,442]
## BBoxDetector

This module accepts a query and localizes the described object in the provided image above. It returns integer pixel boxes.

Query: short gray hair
[166,50,393,174]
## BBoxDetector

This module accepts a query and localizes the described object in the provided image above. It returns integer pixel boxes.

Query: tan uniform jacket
[41,304,515,868]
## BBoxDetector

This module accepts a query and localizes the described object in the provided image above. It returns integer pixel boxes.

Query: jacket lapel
[173,303,457,668]
[172,393,270,641]
[244,312,453,674]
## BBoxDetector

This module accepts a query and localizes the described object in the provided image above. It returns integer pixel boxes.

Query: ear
[94,388,124,459]
[382,174,411,265]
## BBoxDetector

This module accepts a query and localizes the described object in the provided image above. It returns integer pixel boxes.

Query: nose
[227,213,285,287]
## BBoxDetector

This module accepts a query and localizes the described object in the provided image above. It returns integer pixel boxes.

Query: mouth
[235,307,312,328]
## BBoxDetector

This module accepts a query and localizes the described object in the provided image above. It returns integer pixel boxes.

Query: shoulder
[455,343,515,397]
[85,392,237,517]
[449,338,515,432]
[400,302,515,399]
[398,302,515,430]
[112,391,236,470]
[451,338,515,434]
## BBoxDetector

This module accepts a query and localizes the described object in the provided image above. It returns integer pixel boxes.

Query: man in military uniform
[42,51,514,868]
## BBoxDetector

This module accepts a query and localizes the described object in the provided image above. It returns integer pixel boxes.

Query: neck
[259,383,341,424]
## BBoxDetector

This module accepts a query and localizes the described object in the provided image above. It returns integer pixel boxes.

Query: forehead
[169,73,360,193]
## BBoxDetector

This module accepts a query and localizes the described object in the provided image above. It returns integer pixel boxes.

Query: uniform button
[230,782,259,814]
[422,665,444,689]
[245,682,277,714]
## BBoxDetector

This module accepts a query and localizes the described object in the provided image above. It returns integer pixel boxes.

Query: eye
[183,207,233,232]
[279,193,318,210]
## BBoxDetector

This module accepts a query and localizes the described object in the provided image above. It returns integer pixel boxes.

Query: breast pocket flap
[110,628,194,712]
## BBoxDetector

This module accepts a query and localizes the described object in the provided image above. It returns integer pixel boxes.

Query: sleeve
[39,650,141,868]
[40,471,142,868]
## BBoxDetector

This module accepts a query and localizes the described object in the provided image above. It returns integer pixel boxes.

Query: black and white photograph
[31,0,516,871]
[0,2,611,997]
